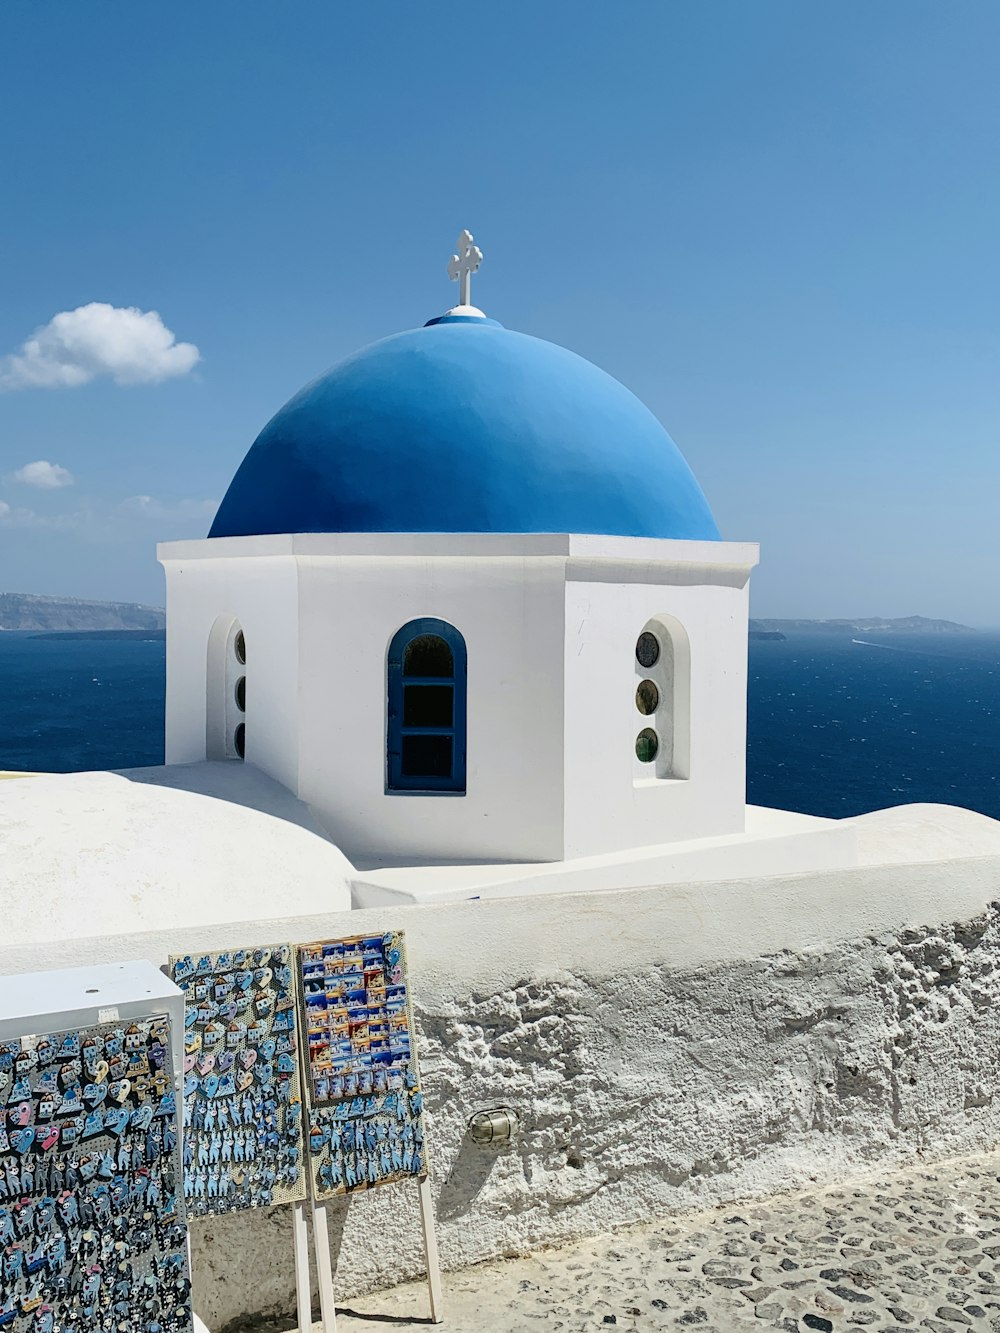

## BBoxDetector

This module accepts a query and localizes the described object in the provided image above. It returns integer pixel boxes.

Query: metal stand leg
[312,1200,339,1333]
[417,1176,444,1323]
[292,1199,312,1333]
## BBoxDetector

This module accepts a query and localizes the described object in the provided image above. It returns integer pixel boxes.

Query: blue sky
[1,2,998,622]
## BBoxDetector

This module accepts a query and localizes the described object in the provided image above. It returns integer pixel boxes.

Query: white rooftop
[0,761,353,946]
[5,762,1000,926]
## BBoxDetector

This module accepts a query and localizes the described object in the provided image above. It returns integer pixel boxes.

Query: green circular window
[635,727,659,763]
[635,631,659,669]
[235,676,246,712]
[635,679,659,715]
[234,629,246,665]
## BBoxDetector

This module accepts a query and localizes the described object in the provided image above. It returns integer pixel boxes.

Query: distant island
[0,595,975,641]
[0,592,165,633]
[31,628,167,641]
[749,615,973,642]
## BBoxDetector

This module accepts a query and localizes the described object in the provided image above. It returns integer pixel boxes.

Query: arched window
[387,619,467,793]
[206,615,246,761]
[633,615,690,780]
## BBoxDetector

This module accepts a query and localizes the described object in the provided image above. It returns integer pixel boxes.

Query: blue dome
[209,316,720,541]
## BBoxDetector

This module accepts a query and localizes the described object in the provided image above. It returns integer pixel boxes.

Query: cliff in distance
[0,592,165,632]
[0,595,972,637]
[749,615,972,635]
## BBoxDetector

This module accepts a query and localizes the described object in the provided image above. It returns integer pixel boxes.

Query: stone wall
[169,856,1000,1329]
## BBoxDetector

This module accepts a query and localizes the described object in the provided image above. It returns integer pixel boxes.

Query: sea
[1,630,999,822]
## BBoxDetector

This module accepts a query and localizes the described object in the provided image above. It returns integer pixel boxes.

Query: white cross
[447,229,483,308]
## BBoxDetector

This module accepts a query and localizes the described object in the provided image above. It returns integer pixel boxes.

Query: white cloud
[0,303,200,390]
[0,501,9,518]
[11,460,75,489]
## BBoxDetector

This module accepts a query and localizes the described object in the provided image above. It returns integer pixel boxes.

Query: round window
[234,630,246,665]
[635,679,659,715]
[635,631,659,669]
[235,676,246,712]
[635,727,659,763]
[234,722,246,760]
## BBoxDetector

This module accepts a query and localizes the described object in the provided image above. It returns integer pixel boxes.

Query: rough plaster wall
[192,899,1000,1331]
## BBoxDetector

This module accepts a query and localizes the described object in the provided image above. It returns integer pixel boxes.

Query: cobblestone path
[258,1150,1000,1331]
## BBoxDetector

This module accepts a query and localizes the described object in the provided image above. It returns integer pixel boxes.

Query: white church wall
[1,845,998,1326]
[161,534,757,869]
[161,547,301,793]
[294,539,568,863]
[349,806,857,905]
[561,543,755,859]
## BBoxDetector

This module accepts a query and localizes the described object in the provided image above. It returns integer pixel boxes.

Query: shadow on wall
[436,1135,508,1223]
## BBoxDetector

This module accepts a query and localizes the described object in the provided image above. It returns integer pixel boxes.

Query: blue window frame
[387,618,467,793]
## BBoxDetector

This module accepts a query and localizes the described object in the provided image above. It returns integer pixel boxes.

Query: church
[154,230,865,905]
[3,235,1000,1329]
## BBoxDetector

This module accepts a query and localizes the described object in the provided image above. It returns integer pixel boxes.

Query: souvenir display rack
[0,938,442,1333]
[0,961,192,1333]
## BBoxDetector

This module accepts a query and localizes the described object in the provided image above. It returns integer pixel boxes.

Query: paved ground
[247,1150,1000,1332]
